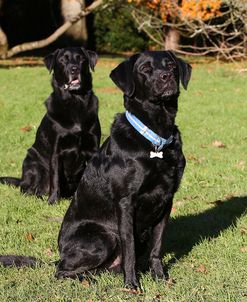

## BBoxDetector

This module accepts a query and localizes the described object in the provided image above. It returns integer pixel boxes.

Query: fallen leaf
[44,248,53,257]
[26,232,34,241]
[166,277,175,287]
[240,246,247,252]
[195,264,208,274]
[81,279,90,288]
[240,228,247,235]
[235,161,245,170]
[171,207,177,213]
[20,125,33,132]
[225,193,235,200]
[154,293,162,300]
[187,155,205,164]
[212,140,226,148]
[187,155,198,161]
[120,288,142,295]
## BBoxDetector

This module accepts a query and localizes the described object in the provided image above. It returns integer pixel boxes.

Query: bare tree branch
[0,0,103,59]
[129,0,247,60]
[0,26,8,56]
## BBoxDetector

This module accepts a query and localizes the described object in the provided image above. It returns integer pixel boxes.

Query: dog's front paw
[124,278,140,291]
[150,258,165,280]
[48,193,59,205]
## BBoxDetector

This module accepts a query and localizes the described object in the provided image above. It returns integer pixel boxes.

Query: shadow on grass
[165,196,247,269]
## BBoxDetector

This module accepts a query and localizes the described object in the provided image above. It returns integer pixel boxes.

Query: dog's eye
[139,62,152,74]
[59,54,70,64]
[75,55,83,62]
[167,62,176,70]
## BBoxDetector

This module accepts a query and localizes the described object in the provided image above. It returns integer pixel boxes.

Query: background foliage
[94,4,149,52]
[125,0,247,59]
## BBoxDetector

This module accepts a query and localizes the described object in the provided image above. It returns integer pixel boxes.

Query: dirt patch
[0,57,43,67]
[0,100,5,107]
[97,60,120,68]
[97,86,120,94]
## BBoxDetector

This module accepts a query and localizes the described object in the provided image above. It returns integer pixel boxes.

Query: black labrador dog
[56,51,192,288]
[0,47,101,204]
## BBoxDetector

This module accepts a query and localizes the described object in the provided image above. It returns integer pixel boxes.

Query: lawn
[0,56,246,302]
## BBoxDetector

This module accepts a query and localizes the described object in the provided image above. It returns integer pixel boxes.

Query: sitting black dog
[0,51,191,288]
[0,47,101,204]
[55,51,191,288]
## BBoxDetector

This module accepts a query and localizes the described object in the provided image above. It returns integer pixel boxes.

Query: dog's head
[44,47,98,92]
[110,51,191,102]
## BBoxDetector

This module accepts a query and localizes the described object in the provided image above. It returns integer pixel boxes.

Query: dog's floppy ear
[167,51,192,90]
[44,49,61,73]
[81,48,98,71]
[110,54,139,97]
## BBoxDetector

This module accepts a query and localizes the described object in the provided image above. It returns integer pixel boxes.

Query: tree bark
[163,26,180,51]
[0,0,102,59]
[61,0,88,42]
[0,26,8,57]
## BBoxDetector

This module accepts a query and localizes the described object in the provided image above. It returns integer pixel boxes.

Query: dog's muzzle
[64,65,82,91]
[64,75,81,91]
[153,81,178,99]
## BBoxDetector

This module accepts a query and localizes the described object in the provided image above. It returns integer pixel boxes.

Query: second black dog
[56,51,191,288]
[0,47,101,204]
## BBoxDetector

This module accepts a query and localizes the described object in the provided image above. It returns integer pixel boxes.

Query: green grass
[0,57,246,302]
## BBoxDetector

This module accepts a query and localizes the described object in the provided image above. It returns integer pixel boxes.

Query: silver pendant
[150,151,163,159]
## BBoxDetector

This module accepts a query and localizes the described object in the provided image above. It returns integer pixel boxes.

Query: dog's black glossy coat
[57,51,192,288]
[0,47,101,204]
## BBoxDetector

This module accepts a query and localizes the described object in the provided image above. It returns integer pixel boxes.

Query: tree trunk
[0,26,8,57]
[61,0,88,43]
[0,0,102,59]
[163,26,180,51]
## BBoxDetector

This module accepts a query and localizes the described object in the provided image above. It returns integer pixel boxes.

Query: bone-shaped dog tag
[150,151,163,159]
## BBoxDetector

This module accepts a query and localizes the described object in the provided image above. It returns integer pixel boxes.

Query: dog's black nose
[160,71,172,81]
[71,65,79,74]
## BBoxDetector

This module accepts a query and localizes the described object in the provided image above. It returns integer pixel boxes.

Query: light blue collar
[125,111,173,152]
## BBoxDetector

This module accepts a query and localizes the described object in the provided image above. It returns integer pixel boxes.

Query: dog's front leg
[48,139,60,204]
[118,197,140,289]
[83,116,101,162]
[149,199,172,279]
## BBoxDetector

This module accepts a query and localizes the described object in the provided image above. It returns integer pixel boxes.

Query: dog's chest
[138,160,177,202]
[134,155,181,226]
[54,122,82,136]
[56,123,83,149]
[67,124,82,134]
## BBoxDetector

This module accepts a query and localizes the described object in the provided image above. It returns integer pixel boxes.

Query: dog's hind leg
[56,222,118,279]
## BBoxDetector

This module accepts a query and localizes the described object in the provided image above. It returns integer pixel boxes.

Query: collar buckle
[125,111,173,153]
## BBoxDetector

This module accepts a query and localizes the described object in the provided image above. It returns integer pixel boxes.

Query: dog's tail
[0,177,21,187]
[0,255,40,268]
